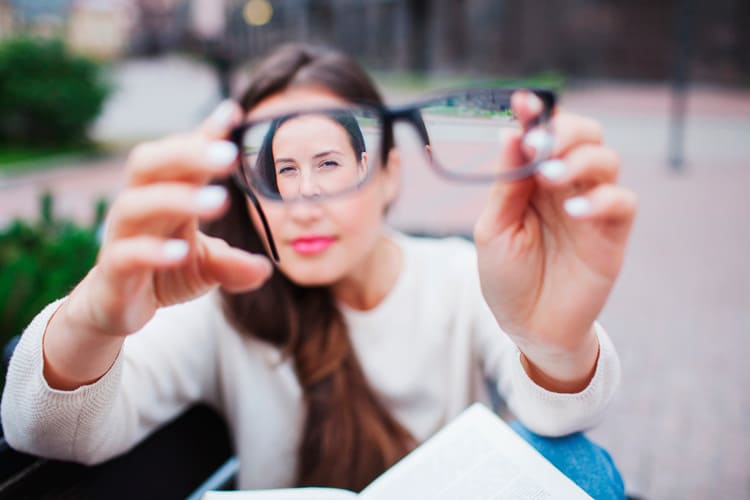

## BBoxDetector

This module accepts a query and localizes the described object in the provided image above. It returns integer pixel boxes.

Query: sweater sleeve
[467,254,621,437]
[0,292,221,465]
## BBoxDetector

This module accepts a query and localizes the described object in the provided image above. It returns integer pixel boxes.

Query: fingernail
[196,185,227,210]
[527,92,543,115]
[538,159,566,180]
[163,239,189,260]
[210,100,236,129]
[564,197,591,217]
[523,129,553,160]
[206,141,238,167]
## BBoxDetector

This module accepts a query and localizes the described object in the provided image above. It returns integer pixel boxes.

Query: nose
[298,169,322,199]
[287,170,324,224]
[287,196,324,225]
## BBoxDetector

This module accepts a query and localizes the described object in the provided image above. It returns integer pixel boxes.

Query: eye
[277,165,298,176]
[319,160,340,169]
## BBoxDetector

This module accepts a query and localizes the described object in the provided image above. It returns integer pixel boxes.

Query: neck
[333,232,401,311]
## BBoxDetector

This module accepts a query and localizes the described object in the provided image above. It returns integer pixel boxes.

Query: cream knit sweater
[1,234,620,490]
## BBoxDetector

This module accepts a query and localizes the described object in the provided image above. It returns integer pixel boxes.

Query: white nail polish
[564,197,591,217]
[210,100,235,128]
[163,239,189,260]
[538,159,566,180]
[523,129,553,160]
[527,93,543,114]
[196,185,227,210]
[206,141,238,167]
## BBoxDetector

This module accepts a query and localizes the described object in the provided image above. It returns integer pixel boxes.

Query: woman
[1,44,635,497]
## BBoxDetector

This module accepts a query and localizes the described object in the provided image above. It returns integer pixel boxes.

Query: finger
[511,90,545,128]
[197,100,244,139]
[535,145,620,189]
[512,90,554,161]
[474,129,536,243]
[100,237,190,279]
[106,184,230,240]
[127,136,238,187]
[200,235,273,293]
[562,184,638,224]
[549,113,604,157]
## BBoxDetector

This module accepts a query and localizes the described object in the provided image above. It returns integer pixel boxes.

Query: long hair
[203,44,415,491]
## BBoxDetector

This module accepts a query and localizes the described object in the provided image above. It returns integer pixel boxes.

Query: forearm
[1,299,127,463]
[43,292,125,391]
[517,324,600,393]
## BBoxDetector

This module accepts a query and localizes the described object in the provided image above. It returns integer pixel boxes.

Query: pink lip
[291,235,336,255]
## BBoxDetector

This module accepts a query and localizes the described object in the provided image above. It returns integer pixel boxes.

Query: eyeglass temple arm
[228,124,280,263]
[243,184,281,263]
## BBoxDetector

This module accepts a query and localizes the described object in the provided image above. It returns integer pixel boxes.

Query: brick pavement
[0,155,126,228]
[1,68,748,499]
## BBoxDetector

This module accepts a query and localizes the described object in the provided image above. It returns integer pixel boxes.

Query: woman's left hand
[474,91,637,392]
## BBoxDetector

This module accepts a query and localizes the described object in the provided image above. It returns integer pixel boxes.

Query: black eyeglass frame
[229,87,557,263]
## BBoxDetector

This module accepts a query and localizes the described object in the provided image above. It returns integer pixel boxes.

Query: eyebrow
[275,150,344,164]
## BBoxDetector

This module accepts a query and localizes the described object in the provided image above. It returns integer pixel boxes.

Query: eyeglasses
[229,88,557,262]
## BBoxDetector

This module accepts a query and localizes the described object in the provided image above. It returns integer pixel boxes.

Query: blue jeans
[510,421,625,500]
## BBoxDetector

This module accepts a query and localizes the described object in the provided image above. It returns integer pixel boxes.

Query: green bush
[0,37,111,146]
[0,194,105,388]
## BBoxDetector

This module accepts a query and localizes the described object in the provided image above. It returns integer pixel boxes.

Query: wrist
[42,290,125,390]
[518,324,600,393]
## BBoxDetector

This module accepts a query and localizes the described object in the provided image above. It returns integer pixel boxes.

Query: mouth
[290,235,337,255]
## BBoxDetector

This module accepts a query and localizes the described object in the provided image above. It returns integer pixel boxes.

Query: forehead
[246,86,350,121]
[274,114,350,145]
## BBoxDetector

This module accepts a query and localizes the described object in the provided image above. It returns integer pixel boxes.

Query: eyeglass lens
[414,89,548,182]
[238,106,384,202]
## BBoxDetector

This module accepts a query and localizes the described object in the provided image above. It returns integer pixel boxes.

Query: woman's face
[271,114,368,201]
[245,87,399,286]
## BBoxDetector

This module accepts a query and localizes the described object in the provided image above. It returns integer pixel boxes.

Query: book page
[360,404,592,500]
[203,487,357,500]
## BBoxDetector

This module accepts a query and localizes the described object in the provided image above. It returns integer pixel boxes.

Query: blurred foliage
[0,193,105,389]
[0,144,100,172]
[0,37,111,147]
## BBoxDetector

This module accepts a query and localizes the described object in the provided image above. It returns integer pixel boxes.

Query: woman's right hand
[42,101,272,389]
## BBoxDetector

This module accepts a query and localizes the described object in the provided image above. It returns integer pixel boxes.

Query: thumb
[201,235,273,293]
[474,129,537,243]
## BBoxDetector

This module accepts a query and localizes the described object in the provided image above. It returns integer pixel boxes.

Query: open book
[204,403,591,500]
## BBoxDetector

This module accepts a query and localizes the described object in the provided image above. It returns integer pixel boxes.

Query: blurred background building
[0,0,748,84]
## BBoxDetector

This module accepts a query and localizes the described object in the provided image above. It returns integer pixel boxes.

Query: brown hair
[203,44,415,491]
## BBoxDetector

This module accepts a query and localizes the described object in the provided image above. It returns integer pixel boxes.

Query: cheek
[334,193,385,245]
[335,173,394,237]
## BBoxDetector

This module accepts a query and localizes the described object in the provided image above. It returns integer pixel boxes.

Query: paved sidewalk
[390,82,750,499]
[1,56,749,499]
